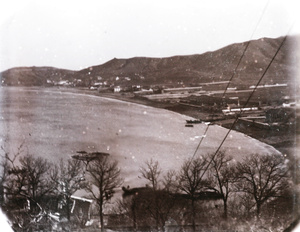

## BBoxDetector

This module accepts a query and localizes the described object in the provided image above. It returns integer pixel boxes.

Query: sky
[0,0,299,72]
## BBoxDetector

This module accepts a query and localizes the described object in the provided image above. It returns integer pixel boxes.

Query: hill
[0,66,76,86]
[79,36,299,87]
[1,35,299,88]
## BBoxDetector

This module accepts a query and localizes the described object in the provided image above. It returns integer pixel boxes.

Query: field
[0,87,281,190]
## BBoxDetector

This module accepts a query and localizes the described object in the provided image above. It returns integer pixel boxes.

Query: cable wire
[199,34,289,180]
[222,0,270,98]
[188,0,271,164]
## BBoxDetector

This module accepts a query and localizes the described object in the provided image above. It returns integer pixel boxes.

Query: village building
[90,82,102,90]
[70,195,93,227]
[114,86,121,92]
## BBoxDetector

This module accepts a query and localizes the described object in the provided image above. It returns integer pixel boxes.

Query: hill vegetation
[1,35,299,88]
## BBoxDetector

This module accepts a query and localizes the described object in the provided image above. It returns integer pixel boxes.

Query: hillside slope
[1,35,299,88]
[0,66,76,86]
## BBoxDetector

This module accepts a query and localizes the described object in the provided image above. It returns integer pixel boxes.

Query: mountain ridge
[1,35,299,88]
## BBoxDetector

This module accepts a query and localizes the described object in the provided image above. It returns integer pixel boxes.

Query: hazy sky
[0,0,299,71]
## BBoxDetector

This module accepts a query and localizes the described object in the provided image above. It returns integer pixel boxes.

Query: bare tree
[140,159,161,190]
[85,156,123,232]
[117,169,180,232]
[19,155,54,202]
[118,186,178,232]
[114,197,138,230]
[2,153,55,230]
[51,158,87,221]
[140,163,180,231]
[206,151,236,219]
[162,169,178,193]
[235,153,289,218]
[0,144,24,207]
[0,151,10,207]
[5,154,54,206]
[141,189,177,232]
[139,159,165,230]
[177,156,210,232]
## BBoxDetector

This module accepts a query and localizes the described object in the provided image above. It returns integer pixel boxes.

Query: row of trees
[117,152,293,232]
[0,146,294,231]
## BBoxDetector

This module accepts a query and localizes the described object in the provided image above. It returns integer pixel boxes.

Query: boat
[185,119,202,124]
[185,124,194,127]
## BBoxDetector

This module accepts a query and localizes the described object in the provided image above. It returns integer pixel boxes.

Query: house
[57,80,71,86]
[133,88,154,96]
[70,195,93,226]
[114,86,121,92]
[90,82,102,90]
[222,106,259,116]
[249,83,288,89]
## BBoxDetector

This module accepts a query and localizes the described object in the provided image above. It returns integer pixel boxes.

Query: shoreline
[93,91,297,158]
[5,86,297,157]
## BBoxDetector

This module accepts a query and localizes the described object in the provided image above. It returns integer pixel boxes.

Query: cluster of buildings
[50,77,297,128]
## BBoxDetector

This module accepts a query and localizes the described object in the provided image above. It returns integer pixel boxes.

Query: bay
[0,87,280,187]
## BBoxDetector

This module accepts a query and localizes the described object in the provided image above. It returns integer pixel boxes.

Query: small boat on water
[186,119,202,124]
[185,124,194,127]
